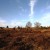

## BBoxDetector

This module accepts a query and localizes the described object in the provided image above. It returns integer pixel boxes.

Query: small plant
[0,38,7,48]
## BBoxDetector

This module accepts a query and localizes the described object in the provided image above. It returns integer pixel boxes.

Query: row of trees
[26,21,41,28]
[3,21,41,28]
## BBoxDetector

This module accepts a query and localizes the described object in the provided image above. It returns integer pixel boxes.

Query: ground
[0,27,50,50]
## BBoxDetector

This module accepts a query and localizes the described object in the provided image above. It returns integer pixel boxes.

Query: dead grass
[0,28,50,50]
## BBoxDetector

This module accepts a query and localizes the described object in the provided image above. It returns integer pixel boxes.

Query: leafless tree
[6,26,9,28]
[26,21,32,28]
[34,22,41,28]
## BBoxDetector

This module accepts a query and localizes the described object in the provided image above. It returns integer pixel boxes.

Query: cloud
[0,18,27,27]
[0,18,22,27]
[39,13,50,26]
[9,20,23,27]
[0,19,7,27]
[29,0,37,21]
[40,7,50,25]
[9,19,29,27]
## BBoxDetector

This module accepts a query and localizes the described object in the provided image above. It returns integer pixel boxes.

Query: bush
[0,38,7,48]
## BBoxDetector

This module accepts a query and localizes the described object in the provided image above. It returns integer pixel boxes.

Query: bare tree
[34,22,41,28]
[26,21,32,28]
[6,26,9,28]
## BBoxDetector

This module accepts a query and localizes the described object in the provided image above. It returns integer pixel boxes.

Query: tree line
[0,21,50,29]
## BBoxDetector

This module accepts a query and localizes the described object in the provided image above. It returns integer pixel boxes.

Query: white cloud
[0,18,27,27]
[29,0,37,21]
[0,19,7,27]
[39,13,50,26]
[9,20,23,27]
[19,6,27,13]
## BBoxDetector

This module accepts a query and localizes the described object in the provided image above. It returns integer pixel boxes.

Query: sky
[0,0,50,27]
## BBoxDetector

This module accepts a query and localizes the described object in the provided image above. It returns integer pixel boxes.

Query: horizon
[0,0,50,27]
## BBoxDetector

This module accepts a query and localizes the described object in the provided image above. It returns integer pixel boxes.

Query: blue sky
[0,0,50,27]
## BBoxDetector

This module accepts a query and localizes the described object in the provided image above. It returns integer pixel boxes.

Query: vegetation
[0,22,50,50]
[34,22,41,28]
[26,21,32,28]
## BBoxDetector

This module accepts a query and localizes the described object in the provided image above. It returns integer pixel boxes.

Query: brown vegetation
[0,27,50,50]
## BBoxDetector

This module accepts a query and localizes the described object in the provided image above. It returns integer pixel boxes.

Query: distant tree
[6,26,9,28]
[34,22,41,28]
[0,27,4,29]
[40,26,47,29]
[26,21,32,28]
[17,26,20,29]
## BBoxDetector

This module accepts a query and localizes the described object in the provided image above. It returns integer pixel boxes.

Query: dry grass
[0,28,50,50]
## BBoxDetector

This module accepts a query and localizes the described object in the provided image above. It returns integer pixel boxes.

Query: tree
[26,21,32,28]
[17,26,22,29]
[34,22,41,28]
[6,26,9,28]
